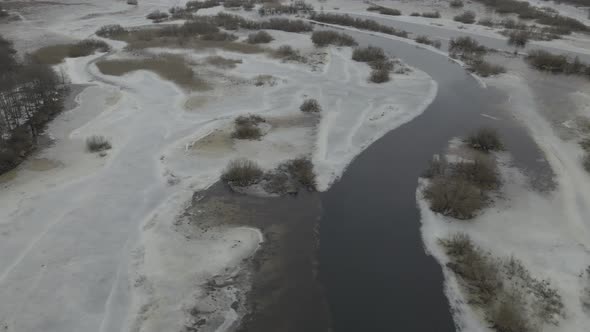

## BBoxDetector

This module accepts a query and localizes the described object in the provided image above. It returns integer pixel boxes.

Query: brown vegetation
[309,13,408,38]
[247,31,273,44]
[221,158,264,187]
[311,31,357,47]
[30,39,110,65]
[95,55,209,91]
[299,99,321,113]
[232,114,266,140]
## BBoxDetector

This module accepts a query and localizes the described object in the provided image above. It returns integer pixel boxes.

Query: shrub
[300,99,321,113]
[449,37,487,62]
[262,18,313,32]
[221,158,263,186]
[232,115,265,140]
[367,6,401,16]
[507,30,529,48]
[274,45,304,62]
[309,13,408,38]
[489,295,533,332]
[415,35,442,48]
[421,11,441,18]
[424,177,485,219]
[466,127,504,152]
[200,31,238,41]
[583,154,590,172]
[247,31,273,44]
[67,39,110,58]
[526,50,569,72]
[186,0,220,11]
[369,59,394,71]
[263,170,290,194]
[410,12,420,17]
[86,135,112,152]
[369,68,390,83]
[311,30,357,47]
[469,60,506,77]
[96,24,128,38]
[478,18,495,27]
[439,234,502,305]
[243,1,254,11]
[147,10,169,21]
[282,157,316,190]
[450,0,464,8]
[452,157,500,190]
[454,11,476,24]
[352,46,386,62]
[223,0,243,8]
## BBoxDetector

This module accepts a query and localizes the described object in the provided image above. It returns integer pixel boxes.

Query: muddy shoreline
[184,183,331,332]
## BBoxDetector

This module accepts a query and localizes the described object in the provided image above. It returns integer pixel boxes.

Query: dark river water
[318,29,552,332]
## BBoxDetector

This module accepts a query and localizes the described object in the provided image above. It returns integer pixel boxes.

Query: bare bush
[466,127,504,152]
[300,99,321,113]
[439,234,501,305]
[205,55,241,68]
[247,31,273,44]
[469,60,506,77]
[311,30,357,47]
[454,11,476,24]
[282,157,316,190]
[221,158,263,186]
[68,39,111,57]
[96,24,128,38]
[200,31,238,41]
[86,135,112,152]
[526,50,582,73]
[415,35,442,48]
[232,115,265,140]
[478,18,495,26]
[507,30,530,48]
[450,0,464,8]
[421,11,441,18]
[352,46,386,62]
[449,36,487,59]
[186,0,220,11]
[274,45,305,62]
[452,156,500,190]
[424,177,485,219]
[583,154,590,173]
[147,10,169,22]
[369,68,390,83]
[367,5,401,16]
[489,294,533,332]
[310,13,408,38]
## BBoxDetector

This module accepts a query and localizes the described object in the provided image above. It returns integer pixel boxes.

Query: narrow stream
[318,30,552,331]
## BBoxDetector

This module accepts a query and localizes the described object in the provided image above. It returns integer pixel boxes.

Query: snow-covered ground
[0,1,437,331]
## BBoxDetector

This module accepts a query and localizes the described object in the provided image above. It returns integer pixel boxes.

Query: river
[318,28,553,331]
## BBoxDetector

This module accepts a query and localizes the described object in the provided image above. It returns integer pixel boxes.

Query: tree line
[0,34,67,174]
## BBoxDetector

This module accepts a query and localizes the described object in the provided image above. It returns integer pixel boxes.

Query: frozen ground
[0,1,436,332]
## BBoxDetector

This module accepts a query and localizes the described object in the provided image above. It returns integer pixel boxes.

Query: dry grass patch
[221,158,263,187]
[232,114,266,140]
[95,55,209,91]
[30,39,110,65]
[205,55,242,69]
